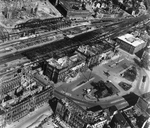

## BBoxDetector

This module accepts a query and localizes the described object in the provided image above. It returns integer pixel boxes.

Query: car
[118,82,132,91]
[103,70,110,77]
[106,80,112,83]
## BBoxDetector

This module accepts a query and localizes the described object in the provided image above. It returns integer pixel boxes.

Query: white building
[116,33,147,54]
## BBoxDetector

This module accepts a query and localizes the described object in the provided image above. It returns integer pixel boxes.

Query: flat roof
[117,33,145,47]
[59,0,81,10]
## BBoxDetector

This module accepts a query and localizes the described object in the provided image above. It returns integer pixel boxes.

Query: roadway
[54,67,147,110]
[54,49,149,110]
[54,89,138,110]
[1,14,150,111]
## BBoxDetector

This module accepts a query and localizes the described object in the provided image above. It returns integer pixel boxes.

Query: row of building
[0,37,116,127]
[49,97,117,128]
[0,37,148,128]
[1,17,71,42]
[48,93,150,128]
[41,42,114,83]
[0,63,54,127]
[50,0,92,19]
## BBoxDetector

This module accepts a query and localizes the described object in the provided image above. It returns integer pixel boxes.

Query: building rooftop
[0,55,30,76]
[117,33,145,47]
[114,111,131,127]
[122,106,148,128]
[142,92,150,103]
[105,106,118,116]
[136,96,150,116]
[47,53,84,70]
[77,43,112,57]
[143,118,150,128]
[59,0,84,11]
[60,97,109,124]
[87,105,102,112]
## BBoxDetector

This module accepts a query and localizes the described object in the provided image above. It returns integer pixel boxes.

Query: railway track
[22,17,147,61]
[0,14,148,59]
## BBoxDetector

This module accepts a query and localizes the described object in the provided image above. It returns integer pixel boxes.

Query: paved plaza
[55,50,150,110]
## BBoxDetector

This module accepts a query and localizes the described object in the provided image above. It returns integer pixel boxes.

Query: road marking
[110,58,124,67]
[72,77,95,92]
[119,101,128,105]
[110,98,125,104]
[116,102,129,110]
[118,58,124,63]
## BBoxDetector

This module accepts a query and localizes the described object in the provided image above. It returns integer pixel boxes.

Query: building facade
[76,44,113,68]
[44,52,87,83]
[54,98,87,128]
[58,0,92,19]
[116,33,147,54]
[0,66,54,125]
[51,97,118,128]
[4,86,53,124]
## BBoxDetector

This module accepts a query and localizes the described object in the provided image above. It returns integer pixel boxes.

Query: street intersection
[55,49,150,110]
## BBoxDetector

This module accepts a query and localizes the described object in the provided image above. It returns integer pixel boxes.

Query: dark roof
[122,92,139,106]
[87,105,102,112]
[59,0,81,10]
[115,112,130,127]
[107,106,118,116]
[4,95,12,102]
[0,109,5,115]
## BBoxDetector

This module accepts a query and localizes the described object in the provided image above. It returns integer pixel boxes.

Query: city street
[55,50,150,110]
[0,1,150,128]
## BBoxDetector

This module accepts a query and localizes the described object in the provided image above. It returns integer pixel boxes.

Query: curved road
[54,56,150,110]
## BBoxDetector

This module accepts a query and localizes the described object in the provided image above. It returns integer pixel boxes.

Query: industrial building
[116,33,147,54]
